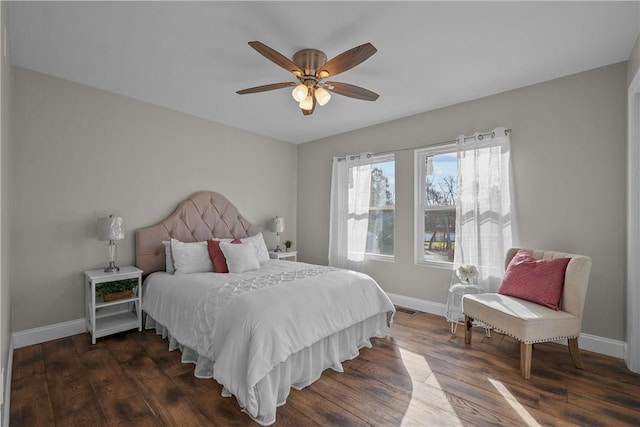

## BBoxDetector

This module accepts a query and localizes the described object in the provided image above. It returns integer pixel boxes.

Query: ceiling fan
[236,41,379,116]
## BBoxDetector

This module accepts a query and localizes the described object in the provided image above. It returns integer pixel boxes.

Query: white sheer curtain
[453,127,516,291]
[328,153,372,271]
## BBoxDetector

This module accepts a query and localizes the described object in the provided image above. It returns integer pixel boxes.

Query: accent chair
[462,248,592,379]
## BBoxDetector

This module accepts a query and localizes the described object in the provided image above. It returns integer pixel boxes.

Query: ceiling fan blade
[236,82,297,95]
[318,43,377,78]
[325,82,379,101]
[248,41,304,76]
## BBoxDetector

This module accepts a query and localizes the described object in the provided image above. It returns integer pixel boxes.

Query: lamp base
[274,232,282,252]
[104,262,120,273]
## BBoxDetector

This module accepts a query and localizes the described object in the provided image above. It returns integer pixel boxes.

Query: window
[415,146,458,265]
[329,152,394,269]
[358,154,395,258]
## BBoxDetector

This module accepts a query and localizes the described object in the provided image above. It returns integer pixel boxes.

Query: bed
[135,191,395,425]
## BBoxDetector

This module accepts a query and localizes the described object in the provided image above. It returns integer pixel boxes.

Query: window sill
[365,254,395,263]
[416,260,453,270]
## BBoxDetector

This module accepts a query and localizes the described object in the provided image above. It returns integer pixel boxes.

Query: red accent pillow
[207,239,241,273]
[498,250,571,310]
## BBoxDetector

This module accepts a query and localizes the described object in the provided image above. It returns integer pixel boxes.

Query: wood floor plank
[390,319,572,398]
[82,346,158,426]
[41,338,105,421]
[285,387,369,427]
[100,330,149,364]
[323,364,466,426]
[11,344,46,382]
[565,391,640,426]
[348,348,532,426]
[9,375,54,427]
[307,370,410,426]
[54,406,109,427]
[121,354,213,426]
[170,369,255,427]
[10,311,640,426]
[137,328,185,372]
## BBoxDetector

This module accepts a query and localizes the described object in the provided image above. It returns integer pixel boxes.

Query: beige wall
[11,67,297,331]
[630,35,640,86]
[298,62,628,341]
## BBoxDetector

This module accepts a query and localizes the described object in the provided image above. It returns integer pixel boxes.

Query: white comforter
[142,260,395,423]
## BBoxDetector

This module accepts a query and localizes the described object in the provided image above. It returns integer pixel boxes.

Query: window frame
[362,153,395,261]
[414,143,458,268]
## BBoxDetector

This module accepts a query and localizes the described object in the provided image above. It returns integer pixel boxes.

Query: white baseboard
[553,333,626,359]
[12,318,86,349]
[387,292,446,316]
[387,292,626,359]
[2,337,13,427]
[10,302,629,361]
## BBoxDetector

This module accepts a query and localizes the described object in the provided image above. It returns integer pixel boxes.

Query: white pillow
[170,239,213,274]
[220,242,260,273]
[240,233,270,264]
[162,240,174,274]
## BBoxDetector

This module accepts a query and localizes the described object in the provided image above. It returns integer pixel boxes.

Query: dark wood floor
[9,309,640,426]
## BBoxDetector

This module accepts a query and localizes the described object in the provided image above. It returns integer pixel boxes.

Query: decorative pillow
[498,250,571,310]
[219,242,260,274]
[241,233,270,264]
[170,239,213,274]
[207,238,241,273]
[162,240,174,274]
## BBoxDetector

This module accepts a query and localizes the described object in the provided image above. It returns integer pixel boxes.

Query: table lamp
[271,216,284,252]
[97,215,125,272]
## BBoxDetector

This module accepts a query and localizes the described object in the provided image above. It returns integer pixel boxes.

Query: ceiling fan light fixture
[292,84,308,102]
[299,94,314,110]
[315,87,331,106]
[238,41,379,115]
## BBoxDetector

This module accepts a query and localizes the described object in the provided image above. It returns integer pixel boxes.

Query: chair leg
[568,337,584,369]
[520,342,532,380]
[464,315,473,344]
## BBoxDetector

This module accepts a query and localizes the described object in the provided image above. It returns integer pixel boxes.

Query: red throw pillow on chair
[498,250,571,310]
[207,238,241,273]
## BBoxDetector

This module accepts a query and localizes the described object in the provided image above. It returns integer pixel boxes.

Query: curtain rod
[336,128,511,161]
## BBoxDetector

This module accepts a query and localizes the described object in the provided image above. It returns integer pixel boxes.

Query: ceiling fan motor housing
[293,49,327,77]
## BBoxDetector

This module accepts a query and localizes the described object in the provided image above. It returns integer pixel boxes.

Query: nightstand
[445,283,485,335]
[269,250,298,262]
[445,283,491,337]
[84,266,143,344]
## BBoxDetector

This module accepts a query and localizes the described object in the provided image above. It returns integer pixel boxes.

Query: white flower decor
[457,264,479,285]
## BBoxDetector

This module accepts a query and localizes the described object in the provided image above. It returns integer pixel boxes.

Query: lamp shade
[299,95,313,111]
[315,87,331,106]
[292,84,308,102]
[97,215,125,241]
[271,216,284,233]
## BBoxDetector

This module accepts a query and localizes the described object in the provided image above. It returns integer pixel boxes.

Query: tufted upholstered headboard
[135,191,261,274]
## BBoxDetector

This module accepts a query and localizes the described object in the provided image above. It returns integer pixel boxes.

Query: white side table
[84,266,143,344]
[445,283,487,335]
[269,250,298,262]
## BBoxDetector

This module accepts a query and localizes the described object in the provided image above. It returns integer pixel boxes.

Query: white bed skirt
[145,312,390,425]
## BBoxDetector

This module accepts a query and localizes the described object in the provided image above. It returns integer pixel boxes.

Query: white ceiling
[8,1,640,144]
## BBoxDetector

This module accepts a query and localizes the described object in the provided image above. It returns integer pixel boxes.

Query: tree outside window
[417,148,458,264]
[364,156,395,257]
